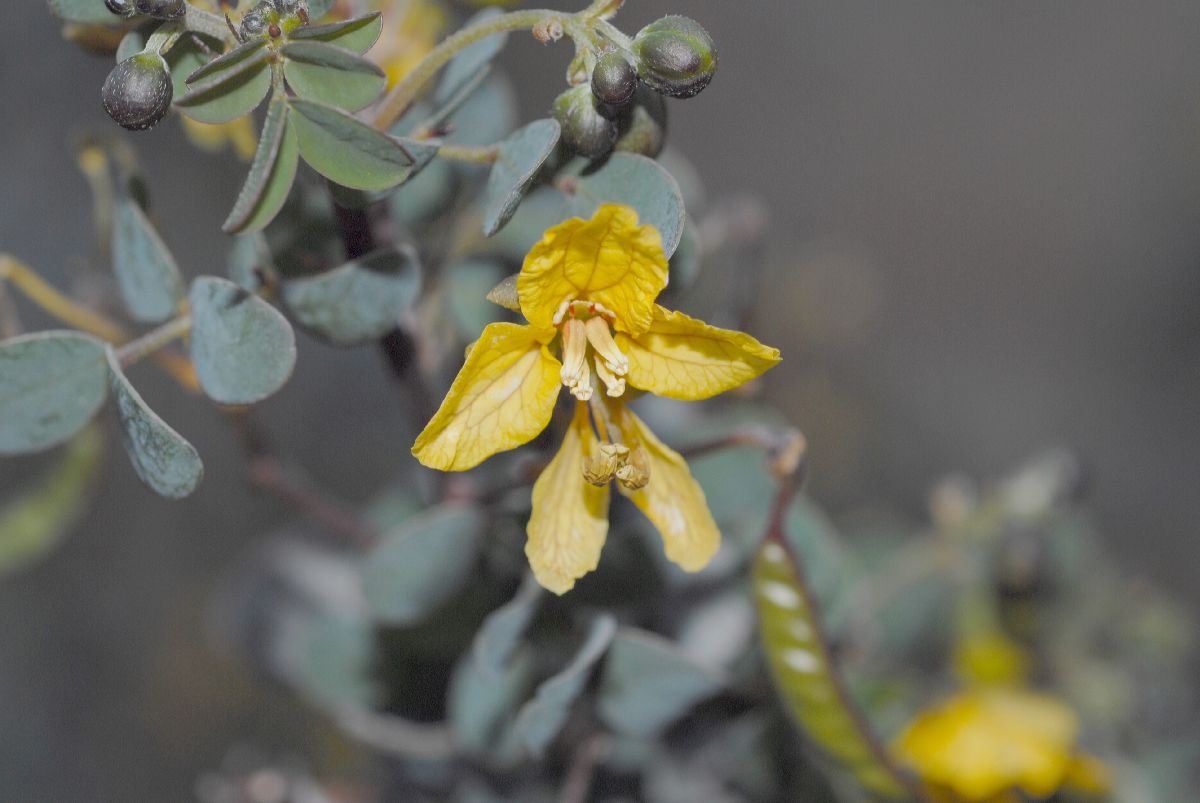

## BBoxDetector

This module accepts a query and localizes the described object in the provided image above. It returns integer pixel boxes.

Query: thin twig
[247,455,381,549]
[558,733,610,803]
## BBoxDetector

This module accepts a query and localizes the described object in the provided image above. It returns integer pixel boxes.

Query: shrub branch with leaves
[1,1,1194,801]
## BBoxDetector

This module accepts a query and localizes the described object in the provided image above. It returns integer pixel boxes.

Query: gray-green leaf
[482,119,560,237]
[596,628,724,738]
[282,41,386,112]
[176,42,271,124]
[512,614,617,758]
[47,0,113,23]
[107,347,203,499]
[0,425,102,576]
[112,187,185,322]
[288,13,382,55]
[223,98,300,235]
[289,98,436,191]
[449,648,534,761]
[188,276,297,405]
[434,8,507,106]
[567,153,686,258]
[282,245,421,347]
[472,573,543,677]
[362,505,484,625]
[0,332,109,455]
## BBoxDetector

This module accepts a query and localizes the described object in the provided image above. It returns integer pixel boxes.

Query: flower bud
[615,86,668,157]
[583,443,629,486]
[591,51,637,109]
[632,15,718,99]
[102,52,173,131]
[554,85,618,160]
[240,10,267,38]
[104,0,135,17]
[133,0,187,20]
[616,447,651,491]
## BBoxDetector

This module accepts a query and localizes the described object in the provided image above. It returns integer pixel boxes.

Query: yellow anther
[584,315,628,376]
[616,446,651,490]
[593,355,626,397]
[582,442,629,486]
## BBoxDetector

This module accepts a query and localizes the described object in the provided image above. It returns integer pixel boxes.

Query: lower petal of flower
[614,406,720,572]
[526,403,611,594]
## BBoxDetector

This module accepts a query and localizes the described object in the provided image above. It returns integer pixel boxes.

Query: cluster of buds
[238,0,310,41]
[555,15,717,160]
[583,442,650,491]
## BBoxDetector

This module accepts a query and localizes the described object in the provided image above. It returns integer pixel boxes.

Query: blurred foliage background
[1,1,1199,800]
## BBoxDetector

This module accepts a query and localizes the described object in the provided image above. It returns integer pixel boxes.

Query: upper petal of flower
[617,305,781,400]
[615,407,720,572]
[526,403,610,594]
[412,322,561,471]
[518,205,669,336]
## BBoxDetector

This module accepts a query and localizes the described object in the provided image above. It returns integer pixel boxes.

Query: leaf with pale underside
[566,153,686,258]
[362,505,484,625]
[511,614,617,758]
[434,8,507,106]
[282,245,421,346]
[482,119,560,237]
[223,97,300,234]
[112,184,184,322]
[288,12,382,55]
[107,348,203,499]
[0,332,108,455]
[596,628,724,738]
[188,276,297,405]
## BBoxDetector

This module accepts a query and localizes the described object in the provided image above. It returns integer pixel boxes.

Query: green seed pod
[102,52,173,131]
[132,0,187,20]
[631,15,718,99]
[615,87,668,158]
[591,51,638,109]
[554,85,618,160]
[105,0,135,17]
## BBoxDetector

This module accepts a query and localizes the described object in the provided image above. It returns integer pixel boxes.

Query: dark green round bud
[102,53,173,131]
[631,15,718,99]
[105,0,135,17]
[591,52,637,108]
[132,0,187,20]
[554,85,617,159]
[615,87,668,157]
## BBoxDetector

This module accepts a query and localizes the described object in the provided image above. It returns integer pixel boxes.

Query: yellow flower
[894,688,1112,802]
[412,204,781,593]
[181,117,260,161]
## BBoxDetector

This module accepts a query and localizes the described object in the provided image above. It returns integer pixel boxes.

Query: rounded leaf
[482,119,560,237]
[0,332,108,455]
[107,348,203,499]
[112,187,185,322]
[566,153,686,258]
[188,276,297,405]
[596,628,724,738]
[363,505,484,625]
[282,245,422,346]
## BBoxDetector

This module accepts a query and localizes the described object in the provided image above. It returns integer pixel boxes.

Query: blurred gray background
[2,1,1199,800]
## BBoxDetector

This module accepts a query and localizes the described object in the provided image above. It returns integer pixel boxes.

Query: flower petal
[518,204,668,336]
[615,407,719,572]
[413,322,561,471]
[617,306,781,400]
[526,403,610,594]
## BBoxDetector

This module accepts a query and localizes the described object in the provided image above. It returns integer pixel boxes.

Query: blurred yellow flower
[412,204,781,593]
[181,117,259,161]
[895,688,1111,802]
[332,0,449,86]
